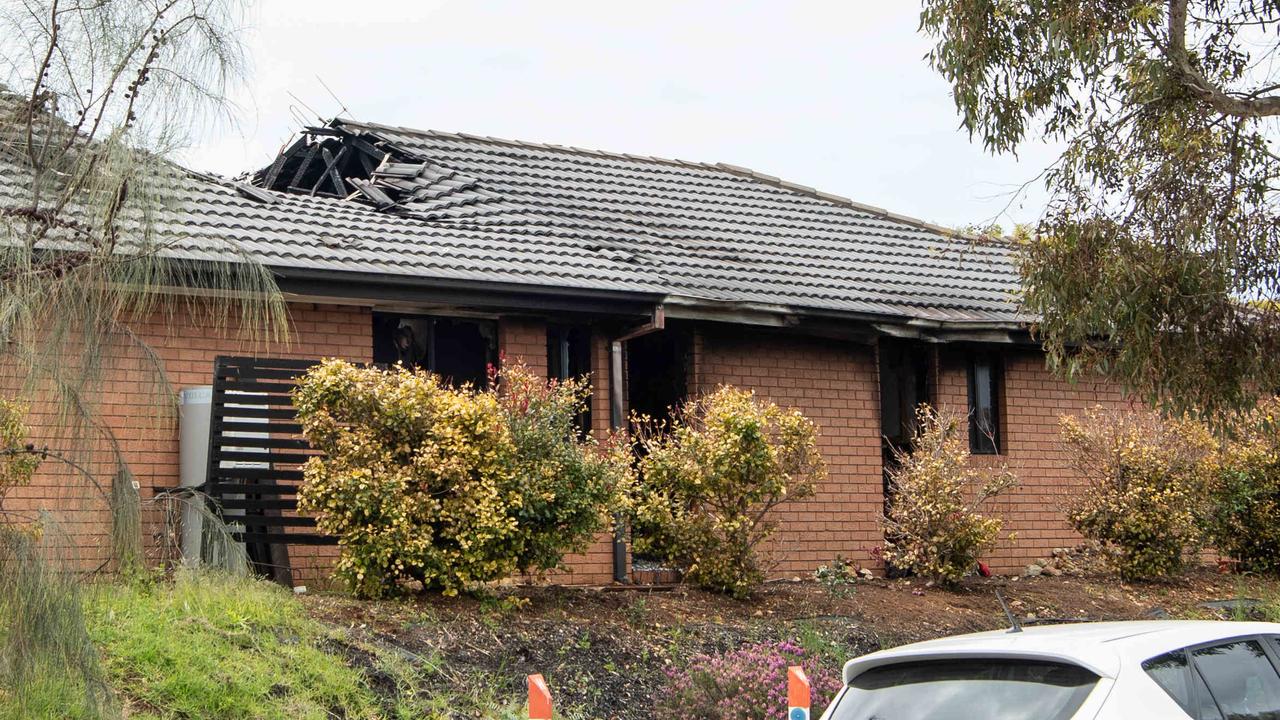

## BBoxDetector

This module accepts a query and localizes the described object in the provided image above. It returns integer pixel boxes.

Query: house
[2,117,1124,586]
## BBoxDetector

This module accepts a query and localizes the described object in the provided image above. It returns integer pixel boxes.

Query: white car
[818,620,1280,719]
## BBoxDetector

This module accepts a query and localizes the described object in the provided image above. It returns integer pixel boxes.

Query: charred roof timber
[254,125,503,219]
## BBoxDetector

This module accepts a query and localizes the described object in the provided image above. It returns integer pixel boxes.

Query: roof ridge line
[331,116,994,245]
[708,162,990,243]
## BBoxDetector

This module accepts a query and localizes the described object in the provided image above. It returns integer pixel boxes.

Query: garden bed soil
[302,569,1278,719]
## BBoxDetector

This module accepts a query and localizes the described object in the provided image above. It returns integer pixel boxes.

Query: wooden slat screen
[205,356,336,583]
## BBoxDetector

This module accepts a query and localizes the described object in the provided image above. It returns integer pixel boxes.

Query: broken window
[547,325,593,435]
[372,312,497,388]
[967,352,1002,455]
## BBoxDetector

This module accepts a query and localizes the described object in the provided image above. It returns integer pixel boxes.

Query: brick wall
[687,327,1129,579]
[497,317,548,376]
[3,299,1131,586]
[497,316,617,585]
[690,324,885,576]
[1,301,372,582]
[934,346,1127,572]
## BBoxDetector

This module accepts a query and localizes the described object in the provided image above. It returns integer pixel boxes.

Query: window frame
[546,324,594,436]
[371,311,498,388]
[966,351,1002,455]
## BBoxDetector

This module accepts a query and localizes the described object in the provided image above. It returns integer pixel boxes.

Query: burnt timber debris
[253,123,499,219]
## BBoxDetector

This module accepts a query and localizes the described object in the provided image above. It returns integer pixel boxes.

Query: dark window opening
[627,327,692,568]
[968,352,1001,454]
[879,341,931,448]
[626,329,690,426]
[547,325,593,435]
[879,340,933,579]
[372,312,497,388]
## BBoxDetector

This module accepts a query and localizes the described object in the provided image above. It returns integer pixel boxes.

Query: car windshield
[825,658,1098,720]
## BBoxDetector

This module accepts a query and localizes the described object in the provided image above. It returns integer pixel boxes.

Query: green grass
[1,570,547,719]
[86,572,389,720]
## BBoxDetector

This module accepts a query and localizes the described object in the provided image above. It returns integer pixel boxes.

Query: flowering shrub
[656,640,842,720]
[294,360,628,598]
[496,363,632,575]
[1061,406,1217,581]
[1209,398,1280,575]
[882,406,1017,586]
[631,386,825,599]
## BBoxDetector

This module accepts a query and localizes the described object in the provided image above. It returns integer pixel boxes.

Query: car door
[1188,636,1280,719]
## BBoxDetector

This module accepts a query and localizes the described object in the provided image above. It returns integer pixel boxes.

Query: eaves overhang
[268,268,1035,346]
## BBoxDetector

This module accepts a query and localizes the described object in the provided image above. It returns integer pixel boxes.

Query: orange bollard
[528,673,553,719]
[787,666,811,720]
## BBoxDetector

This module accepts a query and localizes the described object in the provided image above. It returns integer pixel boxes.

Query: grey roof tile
[2,115,1025,324]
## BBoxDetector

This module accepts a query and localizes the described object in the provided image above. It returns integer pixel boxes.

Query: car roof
[842,621,1280,682]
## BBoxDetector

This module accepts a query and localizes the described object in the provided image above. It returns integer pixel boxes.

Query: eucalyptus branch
[1166,0,1280,118]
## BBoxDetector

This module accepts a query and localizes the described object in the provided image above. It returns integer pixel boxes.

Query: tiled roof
[1,112,1027,325]
[314,118,1025,324]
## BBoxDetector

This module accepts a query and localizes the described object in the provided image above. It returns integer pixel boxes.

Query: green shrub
[1061,406,1217,582]
[0,399,41,500]
[631,386,825,599]
[294,360,627,598]
[882,406,1016,586]
[813,556,859,597]
[496,363,632,575]
[1210,398,1280,576]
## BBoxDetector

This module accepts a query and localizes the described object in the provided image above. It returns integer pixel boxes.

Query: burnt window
[547,326,592,381]
[967,352,1001,454]
[879,341,931,447]
[548,325,593,434]
[372,312,497,388]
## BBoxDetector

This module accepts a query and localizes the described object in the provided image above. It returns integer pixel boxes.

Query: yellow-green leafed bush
[498,364,632,576]
[0,399,41,499]
[631,386,825,599]
[294,360,628,598]
[1210,398,1280,576]
[1062,406,1217,582]
[882,406,1016,586]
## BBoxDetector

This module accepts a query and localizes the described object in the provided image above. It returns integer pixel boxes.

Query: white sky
[181,1,1062,229]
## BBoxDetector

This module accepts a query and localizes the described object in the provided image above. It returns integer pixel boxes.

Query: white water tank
[178,386,212,564]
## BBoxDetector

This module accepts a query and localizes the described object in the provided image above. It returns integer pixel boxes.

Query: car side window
[1143,650,1195,716]
[1191,666,1224,720]
[1192,639,1280,719]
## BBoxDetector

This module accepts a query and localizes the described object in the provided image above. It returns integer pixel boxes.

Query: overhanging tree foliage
[0,3,279,716]
[0,0,284,539]
[922,0,1280,415]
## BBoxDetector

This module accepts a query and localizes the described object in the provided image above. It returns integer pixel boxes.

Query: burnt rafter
[253,124,504,218]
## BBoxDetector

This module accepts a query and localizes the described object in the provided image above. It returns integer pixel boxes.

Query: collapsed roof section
[253,125,503,220]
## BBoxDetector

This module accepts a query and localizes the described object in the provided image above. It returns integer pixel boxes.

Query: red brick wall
[497,317,617,585]
[3,299,1130,586]
[934,347,1127,572]
[687,328,1128,579]
[1,302,372,582]
[691,324,885,576]
[498,317,548,376]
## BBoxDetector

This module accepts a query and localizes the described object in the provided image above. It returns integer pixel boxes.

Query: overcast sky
[182,1,1062,229]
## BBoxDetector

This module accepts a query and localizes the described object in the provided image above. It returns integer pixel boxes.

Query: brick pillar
[498,317,548,376]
